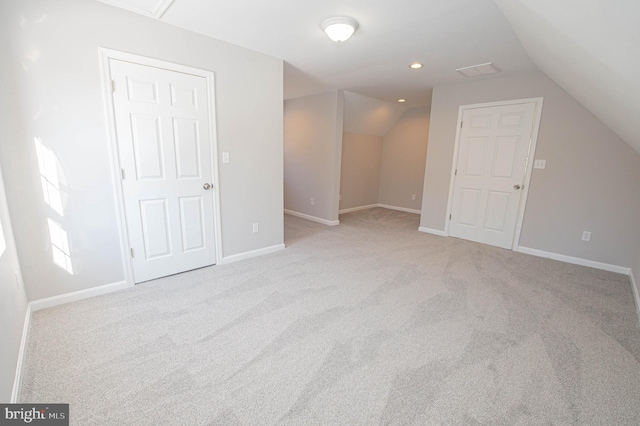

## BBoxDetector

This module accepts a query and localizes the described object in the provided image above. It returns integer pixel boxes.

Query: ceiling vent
[96,0,174,18]
[456,62,501,77]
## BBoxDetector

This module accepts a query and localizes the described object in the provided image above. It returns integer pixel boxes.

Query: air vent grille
[456,62,501,78]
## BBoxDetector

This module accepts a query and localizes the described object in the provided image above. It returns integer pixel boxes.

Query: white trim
[96,0,175,18]
[444,97,544,250]
[418,226,447,237]
[99,48,223,285]
[339,204,378,214]
[284,209,340,226]
[515,246,630,275]
[377,204,421,215]
[339,204,421,215]
[11,303,31,403]
[629,269,640,325]
[221,243,285,264]
[30,281,129,312]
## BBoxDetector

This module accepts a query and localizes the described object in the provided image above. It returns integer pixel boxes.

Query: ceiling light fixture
[321,16,359,43]
[398,99,406,103]
[409,63,423,69]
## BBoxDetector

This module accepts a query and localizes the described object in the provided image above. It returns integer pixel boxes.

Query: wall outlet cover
[534,159,546,169]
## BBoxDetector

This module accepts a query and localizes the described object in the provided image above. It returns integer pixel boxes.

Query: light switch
[534,159,546,169]
[222,152,230,164]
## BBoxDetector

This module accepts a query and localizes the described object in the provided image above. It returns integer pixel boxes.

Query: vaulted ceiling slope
[343,92,408,137]
[158,0,536,107]
[494,0,640,155]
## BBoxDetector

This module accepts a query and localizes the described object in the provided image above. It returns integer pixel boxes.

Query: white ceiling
[158,0,537,107]
[100,0,640,154]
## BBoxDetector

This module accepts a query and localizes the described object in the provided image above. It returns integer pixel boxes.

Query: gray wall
[420,71,640,267]
[0,165,28,402]
[339,133,383,210]
[0,0,284,301]
[379,107,430,211]
[0,9,30,401]
[343,92,407,137]
[633,243,640,287]
[284,91,344,222]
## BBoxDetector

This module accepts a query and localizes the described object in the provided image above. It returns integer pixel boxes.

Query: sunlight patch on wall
[35,137,64,216]
[35,137,73,274]
[47,218,73,274]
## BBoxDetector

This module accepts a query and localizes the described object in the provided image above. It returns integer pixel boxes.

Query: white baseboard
[630,269,640,325]
[222,243,285,264]
[377,204,421,215]
[11,303,32,403]
[284,209,339,226]
[339,204,378,214]
[515,246,630,275]
[338,204,421,215]
[418,226,447,237]
[30,280,130,312]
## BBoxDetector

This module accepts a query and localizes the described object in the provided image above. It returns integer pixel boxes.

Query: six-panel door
[449,102,536,249]
[110,59,217,283]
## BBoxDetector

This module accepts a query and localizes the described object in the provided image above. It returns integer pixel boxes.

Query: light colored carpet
[20,208,640,425]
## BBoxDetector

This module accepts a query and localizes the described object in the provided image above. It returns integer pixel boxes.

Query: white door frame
[99,48,223,287]
[443,97,544,250]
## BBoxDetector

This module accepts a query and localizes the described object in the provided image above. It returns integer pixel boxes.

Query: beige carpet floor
[20,208,640,425]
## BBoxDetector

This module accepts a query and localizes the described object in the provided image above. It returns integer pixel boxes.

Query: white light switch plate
[222,152,230,164]
[534,159,546,169]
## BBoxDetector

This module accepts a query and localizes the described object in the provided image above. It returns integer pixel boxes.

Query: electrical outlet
[222,152,230,164]
[310,198,314,205]
[412,194,416,200]
[582,231,591,242]
[534,159,546,169]
[252,223,259,233]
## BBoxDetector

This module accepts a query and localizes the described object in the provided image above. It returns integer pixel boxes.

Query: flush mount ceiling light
[398,99,406,103]
[409,63,423,69]
[321,16,359,43]
[456,62,501,77]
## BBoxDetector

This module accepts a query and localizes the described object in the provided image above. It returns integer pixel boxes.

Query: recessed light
[409,63,423,69]
[398,99,406,103]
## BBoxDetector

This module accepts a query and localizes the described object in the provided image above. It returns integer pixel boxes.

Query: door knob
[203,183,212,190]
[514,184,522,190]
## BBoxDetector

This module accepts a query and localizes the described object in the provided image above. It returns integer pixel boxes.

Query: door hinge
[120,168,125,180]
[111,79,116,93]
[455,169,457,176]
[449,214,452,220]
[460,121,463,128]
[130,248,134,258]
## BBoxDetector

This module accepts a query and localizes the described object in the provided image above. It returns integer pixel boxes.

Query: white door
[449,102,537,249]
[110,59,217,283]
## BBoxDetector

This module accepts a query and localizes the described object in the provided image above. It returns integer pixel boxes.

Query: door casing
[99,48,223,287]
[444,97,544,250]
